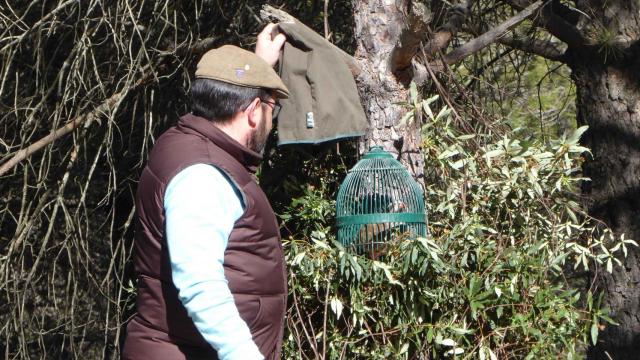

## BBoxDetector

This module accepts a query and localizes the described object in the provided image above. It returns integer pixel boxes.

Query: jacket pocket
[250,295,285,332]
[250,294,287,358]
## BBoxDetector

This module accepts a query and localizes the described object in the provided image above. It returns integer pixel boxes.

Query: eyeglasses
[262,99,281,119]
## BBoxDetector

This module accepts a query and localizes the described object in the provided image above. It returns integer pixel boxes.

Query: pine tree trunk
[569,2,640,357]
[352,0,425,182]
[571,44,640,360]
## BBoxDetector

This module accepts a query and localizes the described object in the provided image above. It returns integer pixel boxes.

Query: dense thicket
[277,88,635,358]
[0,0,635,359]
[0,1,352,357]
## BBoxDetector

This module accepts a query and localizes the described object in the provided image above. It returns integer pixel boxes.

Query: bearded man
[122,24,289,360]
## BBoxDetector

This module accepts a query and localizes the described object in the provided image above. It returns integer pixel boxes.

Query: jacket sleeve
[164,164,264,360]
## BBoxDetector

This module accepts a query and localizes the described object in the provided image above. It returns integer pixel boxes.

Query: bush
[280,98,635,359]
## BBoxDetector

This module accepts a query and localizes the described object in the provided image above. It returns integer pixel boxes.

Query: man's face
[247,96,274,154]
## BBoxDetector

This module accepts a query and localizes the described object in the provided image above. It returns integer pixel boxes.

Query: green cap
[195,45,290,99]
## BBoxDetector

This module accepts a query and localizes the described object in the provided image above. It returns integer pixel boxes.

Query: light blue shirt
[164,164,263,360]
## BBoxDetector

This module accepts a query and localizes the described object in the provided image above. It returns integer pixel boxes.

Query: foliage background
[280,102,632,358]
[0,0,630,359]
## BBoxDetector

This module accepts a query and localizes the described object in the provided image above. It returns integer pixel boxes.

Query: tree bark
[569,2,640,358]
[352,0,425,182]
[575,63,640,359]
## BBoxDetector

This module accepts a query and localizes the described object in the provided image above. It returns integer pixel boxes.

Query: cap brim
[275,88,290,99]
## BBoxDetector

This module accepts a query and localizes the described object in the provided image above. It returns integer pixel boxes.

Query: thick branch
[442,0,545,64]
[498,33,567,62]
[0,75,149,177]
[260,5,360,76]
[539,5,588,49]
[390,2,432,78]
[504,0,588,49]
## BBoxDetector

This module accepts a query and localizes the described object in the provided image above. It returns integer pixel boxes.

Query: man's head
[190,45,289,153]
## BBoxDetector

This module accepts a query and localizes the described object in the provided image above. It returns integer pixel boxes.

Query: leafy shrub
[280,98,635,359]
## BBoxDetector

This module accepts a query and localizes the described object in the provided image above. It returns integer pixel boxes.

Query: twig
[321,280,330,359]
[323,0,330,40]
[292,283,321,359]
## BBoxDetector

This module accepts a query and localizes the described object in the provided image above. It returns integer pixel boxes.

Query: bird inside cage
[387,200,407,213]
[355,200,408,259]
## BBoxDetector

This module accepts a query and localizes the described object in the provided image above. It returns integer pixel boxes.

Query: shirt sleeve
[164,163,264,360]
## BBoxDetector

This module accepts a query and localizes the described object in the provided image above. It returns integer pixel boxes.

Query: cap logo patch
[235,69,245,78]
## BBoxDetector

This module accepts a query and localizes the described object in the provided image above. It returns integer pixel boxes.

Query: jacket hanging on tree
[275,21,368,145]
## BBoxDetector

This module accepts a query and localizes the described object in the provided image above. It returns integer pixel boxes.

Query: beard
[247,112,269,154]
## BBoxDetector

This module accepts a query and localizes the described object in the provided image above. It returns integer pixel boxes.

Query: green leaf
[591,323,599,345]
[410,81,419,109]
[438,338,456,347]
[422,100,434,120]
[438,147,460,160]
[422,95,439,120]
[445,348,464,356]
[450,158,468,170]
[568,125,589,144]
[292,252,306,266]
[435,106,452,121]
[373,260,402,286]
[451,327,474,335]
[330,297,343,319]
[489,348,498,360]
[399,109,415,126]
[427,327,434,343]
[598,313,618,325]
[457,134,475,140]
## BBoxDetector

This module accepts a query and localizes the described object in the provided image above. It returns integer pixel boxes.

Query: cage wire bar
[336,146,427,256]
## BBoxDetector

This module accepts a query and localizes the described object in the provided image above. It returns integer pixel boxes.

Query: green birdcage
[336,146,427,257]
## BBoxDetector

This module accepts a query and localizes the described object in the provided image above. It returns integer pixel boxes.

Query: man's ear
[246,98,261,129]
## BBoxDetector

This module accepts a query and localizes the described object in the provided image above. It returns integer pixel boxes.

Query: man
[122,24,289,360]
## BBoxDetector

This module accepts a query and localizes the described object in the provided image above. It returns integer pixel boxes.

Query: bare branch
[260,4,297,23]
[323,0,330,39]
[0,35,218,177]
[442,0,546,65]
[390,2,432,80]
[0,73,150,177]
[260,5,360,76]
[504,0,589,49]
[498,33,567,62]
[538,4,589,49]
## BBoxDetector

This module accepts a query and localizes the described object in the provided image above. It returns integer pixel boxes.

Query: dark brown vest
[122,114,287,360]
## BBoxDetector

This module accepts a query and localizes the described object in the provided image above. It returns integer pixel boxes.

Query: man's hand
[255,23,286,68]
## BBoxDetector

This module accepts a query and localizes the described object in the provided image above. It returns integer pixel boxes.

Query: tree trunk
[352,0,425,182]
[571,42,640,360]
[569,2,640,358]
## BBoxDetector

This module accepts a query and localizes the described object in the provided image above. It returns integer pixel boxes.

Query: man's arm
[165,164,263,360]
[255,23,286,67]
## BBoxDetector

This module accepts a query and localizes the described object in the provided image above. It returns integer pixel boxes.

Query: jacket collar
[177,113,262,174]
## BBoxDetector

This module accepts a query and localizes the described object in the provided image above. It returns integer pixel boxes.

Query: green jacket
[276,22,367,145]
